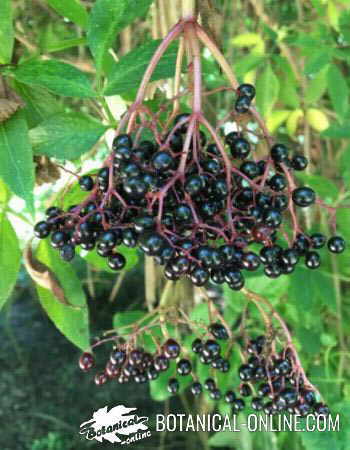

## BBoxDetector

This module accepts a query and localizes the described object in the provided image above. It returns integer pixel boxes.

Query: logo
[79,404,151,445]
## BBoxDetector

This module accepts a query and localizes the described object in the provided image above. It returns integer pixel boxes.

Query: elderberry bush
[34,83,346,292]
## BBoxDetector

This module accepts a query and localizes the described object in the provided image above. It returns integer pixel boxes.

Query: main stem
[182,0,196,20]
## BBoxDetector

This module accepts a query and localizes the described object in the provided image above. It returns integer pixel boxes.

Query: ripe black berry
[271,144,289,163]
[310,233,326,249]
[230,137,251,159]
[305,251,320,269]
[237,83,255,100]
[292,187,316,207]
[209,323,229,340]
[204,378,216,391]
[232,398,245,413]
[225,390,236,403]
[79,175,94,191]
[151,151,174,172]
[209,388,222,400]
[190,382,203,396]
[163,339,181,359]
[291,153,308,171]
[60,244,75,261]
[235,95,251,114]
[327,236,345,253]
[34,221,51,238]
[113,134,132,149]
[176,359,192,376]
[167,378,179,394]
[192,338,203,354]
[108,253,126,270]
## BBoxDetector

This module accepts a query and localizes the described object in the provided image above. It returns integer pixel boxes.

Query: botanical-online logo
[79,405,151,445]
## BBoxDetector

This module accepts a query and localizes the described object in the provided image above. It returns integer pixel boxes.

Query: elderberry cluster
[33,83,346,291]
[235,336,329,416]
[78,321,328,417]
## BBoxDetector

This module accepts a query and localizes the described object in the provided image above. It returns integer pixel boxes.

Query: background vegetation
[0,0,349,449]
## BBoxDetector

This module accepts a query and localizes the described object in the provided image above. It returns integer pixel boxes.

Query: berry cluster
[236,336,329,416]
[78,321,329,417]
[33,83,345,291]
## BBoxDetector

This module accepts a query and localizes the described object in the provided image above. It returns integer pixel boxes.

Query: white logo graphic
[79,404,151,445]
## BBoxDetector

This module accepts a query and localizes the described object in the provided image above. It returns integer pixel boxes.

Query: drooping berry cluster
[78,320,329,417]
[33,83,346,291]
[236,336,329,416]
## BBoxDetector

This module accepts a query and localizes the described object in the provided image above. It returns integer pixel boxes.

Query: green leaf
[0,0,14,64]
[339,10,350,43]
[327,65,349,119]
[189,303,210,326]
[113,310,146,334]
[304,50,332,75]
[104,40,178,96]
[13,59,96,98]
[290,267,315,311]
[244,272,290,299]
[36,240,90,351]
[322,122,350,139]
[87,0,153,75]
[46,37,86,53]
[255,64,279,118]
[13,81,63,128]
[0,213,21,310]
[305,65,329,104]
[81,245,138,273]
[336,208,350,243]
[295,173,339,202]
[30,113,107,160]
[0,110,34,212]
[300,429,341,450]
[45,0,88,29]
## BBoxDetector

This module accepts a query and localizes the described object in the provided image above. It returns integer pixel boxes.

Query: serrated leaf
[13,59,96,98]
[266,110,291,134]
[256,64,279,118]
[87,0,153,75]
[306,108,329,132]
[104,40,178,96]
[0,110,34,212]
[0,213,21,310]
[0,0,14,64]
[35,240,90,351]
[30,113,107,160]
[45,0,88,29]
[327,65,349,119]
[286,109,304,137]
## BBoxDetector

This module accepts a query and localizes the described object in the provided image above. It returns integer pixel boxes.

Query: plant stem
[185,22,202,113]
[182,0,196,19]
